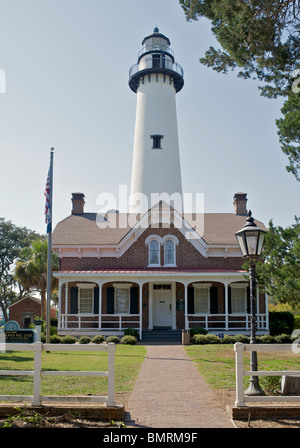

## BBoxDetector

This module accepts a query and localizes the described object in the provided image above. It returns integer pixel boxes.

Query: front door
[153,284,172,327]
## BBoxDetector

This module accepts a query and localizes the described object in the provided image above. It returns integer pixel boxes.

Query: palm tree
[14,238,59,319]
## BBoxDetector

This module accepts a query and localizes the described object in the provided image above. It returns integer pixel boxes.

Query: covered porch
[54,269,269,340]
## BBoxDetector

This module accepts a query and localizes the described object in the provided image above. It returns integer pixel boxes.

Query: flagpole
[46,147,54,344]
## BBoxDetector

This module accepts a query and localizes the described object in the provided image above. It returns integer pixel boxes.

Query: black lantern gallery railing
[129,57,184,93]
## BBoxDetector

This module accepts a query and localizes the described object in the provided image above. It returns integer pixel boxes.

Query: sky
[0,0,299,237]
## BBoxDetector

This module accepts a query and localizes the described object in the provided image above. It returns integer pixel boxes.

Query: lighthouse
[129,28,184,213]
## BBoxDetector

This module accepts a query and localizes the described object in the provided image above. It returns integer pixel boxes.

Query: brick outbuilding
[9,295,57,328]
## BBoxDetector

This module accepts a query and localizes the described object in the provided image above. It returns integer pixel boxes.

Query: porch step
[142,329,182,342]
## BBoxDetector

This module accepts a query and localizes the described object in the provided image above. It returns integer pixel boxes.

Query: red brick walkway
[125,343,233,428]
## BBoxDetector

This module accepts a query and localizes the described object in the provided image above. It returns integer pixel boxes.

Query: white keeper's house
[52,28,269,342]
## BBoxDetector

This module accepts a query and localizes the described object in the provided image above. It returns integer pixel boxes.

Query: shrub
[233,335,250,344]
[256,334,276,344]
[61,335,77,344]
[190,327,208,337]
[50,326,57,336]
[106,336,120,344]
[269,311,294,336]
[78,336,91,344]
[92,335,105,344]
[222,335,237,344]
[121,335,137,345]
[50,335,62,343]
[294,316,300,330]
[275,334,292,343]
[50,318,58,327]
[192,334,221,344]
[124,328,139,339]
[205,334,221,344]
[191,334,207,344]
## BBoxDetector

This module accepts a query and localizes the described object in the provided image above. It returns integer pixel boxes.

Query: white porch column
[58,281,62,331]
[265,292,269,331]
[139,282,143,340]
[65,283,68,329]
[97,281,102,330]
[224,281,229,331]
[149,282,153,330]
[184,283,188,329]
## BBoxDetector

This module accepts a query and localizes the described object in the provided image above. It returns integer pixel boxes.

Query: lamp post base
[245,377,265,396]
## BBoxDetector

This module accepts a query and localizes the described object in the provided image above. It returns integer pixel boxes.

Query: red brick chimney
[71,192,85,215]
[233,193,247,216]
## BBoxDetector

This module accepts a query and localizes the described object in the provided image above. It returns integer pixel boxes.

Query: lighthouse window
[152,54,161,68]
[151,134,163,149]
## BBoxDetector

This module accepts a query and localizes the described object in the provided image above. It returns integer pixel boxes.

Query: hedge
[294,316,300,329]
[269,311,295,336]
[191,333,295,345]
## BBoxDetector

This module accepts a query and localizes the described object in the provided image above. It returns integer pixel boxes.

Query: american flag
[44,165,52,233]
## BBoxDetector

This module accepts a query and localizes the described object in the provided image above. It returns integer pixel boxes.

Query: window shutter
[70,287,78,314]
[246,286,251,314]
[210,287,218,314]
[187,287,194,314]
[228,287,232,314]
[130,287,139,314]
[94,287,99,314]
[107,287,115,314]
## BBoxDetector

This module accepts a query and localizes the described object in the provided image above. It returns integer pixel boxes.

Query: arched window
[149,239,160,266]
[164,239,175,266]
[162,235,178,266]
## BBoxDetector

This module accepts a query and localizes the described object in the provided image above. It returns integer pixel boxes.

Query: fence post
[234,342,245,407]
[107,343,116,406]
[32,342,43,406]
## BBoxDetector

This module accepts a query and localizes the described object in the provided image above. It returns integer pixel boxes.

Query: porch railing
[187,313,268,331]
[59,314,141,333]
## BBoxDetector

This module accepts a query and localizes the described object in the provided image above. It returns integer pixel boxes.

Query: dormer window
[164,239,175,265]
[146,234,178,267]
[150,134,164,149]
[163,235,178,267]
[149,239,160,265]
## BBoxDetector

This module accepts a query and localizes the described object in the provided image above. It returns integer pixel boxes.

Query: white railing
[235,342,300,407]
[0,342,116,406]
[60,313,141,334]
[188,313,268,331]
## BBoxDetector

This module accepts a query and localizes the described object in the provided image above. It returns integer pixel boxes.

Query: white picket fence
[235,342,300,407]
[0,342,116,406]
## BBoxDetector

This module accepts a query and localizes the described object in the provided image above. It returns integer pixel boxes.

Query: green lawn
[185,344,300,390]
[2,344,300,399]
[0,345,146,397]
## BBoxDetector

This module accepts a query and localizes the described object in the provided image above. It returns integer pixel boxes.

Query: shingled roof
[52,211,266,247]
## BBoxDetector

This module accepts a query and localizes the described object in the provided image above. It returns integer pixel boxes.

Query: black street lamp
[235,210,266,396]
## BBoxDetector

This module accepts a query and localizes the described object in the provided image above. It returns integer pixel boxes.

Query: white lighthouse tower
[129,28,184,213]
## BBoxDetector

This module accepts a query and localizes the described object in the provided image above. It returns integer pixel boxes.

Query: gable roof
[8,295,56,309]
[52,211,266,247]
